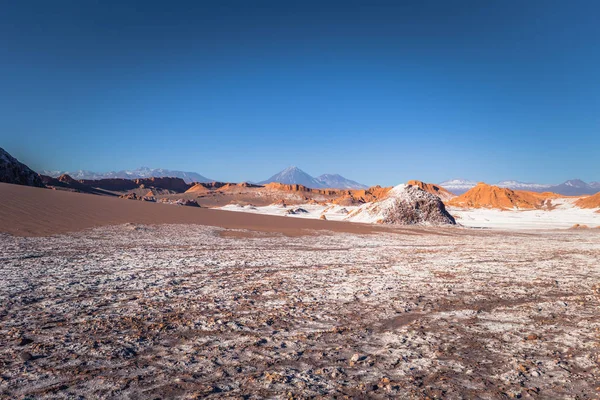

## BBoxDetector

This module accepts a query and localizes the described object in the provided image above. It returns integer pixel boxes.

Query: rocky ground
[1,225,599,399]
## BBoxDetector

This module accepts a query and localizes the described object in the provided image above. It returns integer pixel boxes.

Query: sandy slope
[0,183,386,237]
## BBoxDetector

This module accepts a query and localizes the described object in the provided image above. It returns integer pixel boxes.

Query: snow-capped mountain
[546,179,598,196]
[259,167,368,189]
[40,167,213,184]
[495,180,552,191]
[317,174,368,189]
[437,179,478,195]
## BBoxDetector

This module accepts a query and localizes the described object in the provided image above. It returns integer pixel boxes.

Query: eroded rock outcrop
[407,180,455,201]
[346,184,456,225]
[0,147,44,187]
[447,183,559,210]
[575,192,600,209]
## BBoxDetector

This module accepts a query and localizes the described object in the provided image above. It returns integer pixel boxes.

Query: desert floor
[1,223,599,399]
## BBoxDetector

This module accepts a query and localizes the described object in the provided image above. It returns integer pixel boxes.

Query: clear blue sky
[1,0,598,185]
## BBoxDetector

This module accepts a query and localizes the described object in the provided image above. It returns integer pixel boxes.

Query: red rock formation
[448,183,560,210]
[575,192,600,209]
[407,180,455,201]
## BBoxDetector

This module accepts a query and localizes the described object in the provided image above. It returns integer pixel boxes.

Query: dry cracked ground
[1,225,599,399]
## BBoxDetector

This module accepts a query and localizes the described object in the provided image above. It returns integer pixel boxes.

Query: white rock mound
[345,184,456,225]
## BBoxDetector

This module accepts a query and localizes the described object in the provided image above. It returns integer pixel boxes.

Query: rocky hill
[346,184,456,225]
[185,182,261,193]
[0,147,44,187]
[447,183,559,210]
[575,192,600,209]
[407,180,455,201]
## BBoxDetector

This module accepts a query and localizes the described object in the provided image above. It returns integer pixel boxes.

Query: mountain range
[38,165,369,189]
[439,178,600,196]
[40,167,213,184]
[28,159,600,195]
[258,167,369,189]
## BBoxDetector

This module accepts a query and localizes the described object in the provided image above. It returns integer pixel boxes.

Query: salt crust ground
[450,198,600,229]
[1,224,599,398]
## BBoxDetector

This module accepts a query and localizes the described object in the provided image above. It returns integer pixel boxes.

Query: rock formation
[575,192,600,209]
[407,180,455,201]
[447,183,559,210]
[0,147,44,187]
[346,184,456,225]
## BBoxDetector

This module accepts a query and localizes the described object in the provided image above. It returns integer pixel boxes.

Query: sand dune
[0,183,387,237]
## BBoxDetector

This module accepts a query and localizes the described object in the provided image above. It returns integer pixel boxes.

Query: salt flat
[449,198,600,230]
[221,198,600,230]
[1,224,599,398]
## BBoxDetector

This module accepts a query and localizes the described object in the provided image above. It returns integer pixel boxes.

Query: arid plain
[1,183,600,399]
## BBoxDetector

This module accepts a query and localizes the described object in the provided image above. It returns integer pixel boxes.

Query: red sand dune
[0,182,391,237]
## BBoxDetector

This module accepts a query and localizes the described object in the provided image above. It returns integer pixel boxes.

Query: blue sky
[1,0,598,186]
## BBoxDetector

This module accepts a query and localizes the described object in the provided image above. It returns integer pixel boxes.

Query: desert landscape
[2,147,600,398]
[2,2,600,398]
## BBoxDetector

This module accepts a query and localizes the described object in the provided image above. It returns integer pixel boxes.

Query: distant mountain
[437,179,478,195]
[439,178,599,196]
[0,147,45,187]
[258,167,368,189]
[259,166,326,188]
[40,167,212,184]
[546,179,598,196]
[495,180,552,191]
[317,173,368,189]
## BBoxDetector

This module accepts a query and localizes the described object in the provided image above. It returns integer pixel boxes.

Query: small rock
[18,337,33,346]
[20,351,33,362]
[526,334,539,341]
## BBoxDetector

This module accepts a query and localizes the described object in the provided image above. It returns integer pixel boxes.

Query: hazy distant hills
[317,173,369,189]
[439,178,600,196]
[28,158,600,195]
[258,167,368,189]
[39,165,370,189]
[40,167,213,184]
